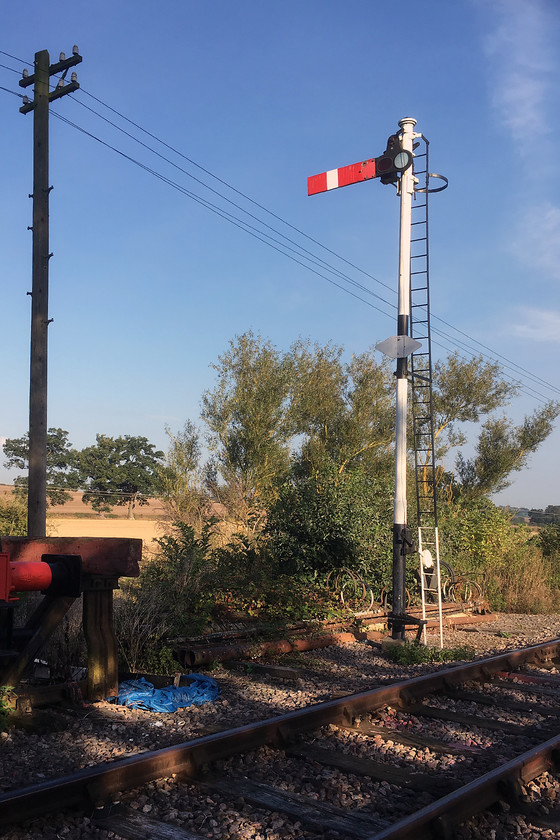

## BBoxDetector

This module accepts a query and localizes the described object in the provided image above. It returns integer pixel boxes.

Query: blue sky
[1,0,559,508]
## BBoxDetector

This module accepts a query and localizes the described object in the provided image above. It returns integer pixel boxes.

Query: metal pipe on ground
[181,632,357,667]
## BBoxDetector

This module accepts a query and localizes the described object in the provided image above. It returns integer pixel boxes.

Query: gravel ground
[3,612,560,839]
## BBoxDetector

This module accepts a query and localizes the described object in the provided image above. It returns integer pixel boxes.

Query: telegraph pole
[19,47,82,537]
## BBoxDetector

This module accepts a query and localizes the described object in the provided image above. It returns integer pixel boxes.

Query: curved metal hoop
[416,172,448,194]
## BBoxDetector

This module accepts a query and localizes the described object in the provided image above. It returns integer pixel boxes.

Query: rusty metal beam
[0,538,141,578]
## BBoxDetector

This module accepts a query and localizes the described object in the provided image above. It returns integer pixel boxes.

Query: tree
[78,434,164,517]
[157,421,209,530]
[200,334,394,541]
[3,428,80,506]
[429,354,560,501]
[455,402,560,498]
[201,331,293,539]
[255,344,395,586]
[289,342,394,475]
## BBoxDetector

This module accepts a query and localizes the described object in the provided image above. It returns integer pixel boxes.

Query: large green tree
[289,341,394,475]
[455,403,560,498]
[430,353,560,500]
[2,428,80,505]
[157,421,209,530]
[201,331,293,539]
[78,434,164,517]
[200,334,395,539]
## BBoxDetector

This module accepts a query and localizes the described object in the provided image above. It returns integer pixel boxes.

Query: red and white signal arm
[307,158,377,196]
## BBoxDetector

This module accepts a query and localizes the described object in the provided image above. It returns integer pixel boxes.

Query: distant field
[47,516,166,556]
[0,484,165,519]
[0,484,167,555]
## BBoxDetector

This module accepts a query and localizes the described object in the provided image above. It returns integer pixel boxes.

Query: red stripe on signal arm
[308,157,377,195]
[307,172,328,195]
[337,158,376,187]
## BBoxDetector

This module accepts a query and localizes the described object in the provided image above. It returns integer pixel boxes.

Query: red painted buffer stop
[0,552,82,602]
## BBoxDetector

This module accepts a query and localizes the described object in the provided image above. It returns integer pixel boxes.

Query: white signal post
[391,117,419,639]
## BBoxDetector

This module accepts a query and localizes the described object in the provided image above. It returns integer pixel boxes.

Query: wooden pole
[27,49,50,538]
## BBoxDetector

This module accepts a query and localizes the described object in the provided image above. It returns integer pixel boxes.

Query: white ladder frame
[418,526,443,648]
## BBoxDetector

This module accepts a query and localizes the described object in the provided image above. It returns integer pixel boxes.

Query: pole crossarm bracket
[19,51,82,114]
[19,52,82,87]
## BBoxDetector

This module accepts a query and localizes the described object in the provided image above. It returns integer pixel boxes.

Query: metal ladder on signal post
[409,136,445,647]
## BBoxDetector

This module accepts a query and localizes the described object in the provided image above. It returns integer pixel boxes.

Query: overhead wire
[50,109,399,322]
[72,95,394,305]
[77,85,560,398]
[0,54,558,405]
[46,111,557,405]
[79,87,399,298]
[70,87,560,403]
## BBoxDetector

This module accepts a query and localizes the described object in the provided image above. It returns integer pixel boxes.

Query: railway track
[4,638,560,839]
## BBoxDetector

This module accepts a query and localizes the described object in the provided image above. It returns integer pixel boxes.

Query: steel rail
[1,638,560,830]
[368,734,560,839]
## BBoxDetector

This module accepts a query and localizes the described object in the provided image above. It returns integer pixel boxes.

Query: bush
[0,493,27,535]
[439,498,560,613]
[265,460,394,592]
[194,530,347,625]
[114,522,216,671]
[384,642,474,665]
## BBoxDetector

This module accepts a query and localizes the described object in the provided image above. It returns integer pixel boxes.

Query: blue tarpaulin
[109,673,220,712]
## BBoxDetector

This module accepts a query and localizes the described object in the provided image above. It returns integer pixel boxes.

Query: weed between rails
[384,643,475,666]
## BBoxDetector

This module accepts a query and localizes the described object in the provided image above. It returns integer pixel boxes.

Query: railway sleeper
[94,803,207,839]
[399,701,559,740]
[197,773,390,838]
[444,685,560,717]
[340,720,485,755]
[285,742,459,795]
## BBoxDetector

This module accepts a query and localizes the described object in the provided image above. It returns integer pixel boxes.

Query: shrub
[265,460,394,592]
[0,493,27,535]
[114,522,216,672]
[384,642,474,665]
[439,498,560,613]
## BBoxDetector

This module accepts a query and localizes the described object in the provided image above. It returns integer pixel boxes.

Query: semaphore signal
[307,134,413,196]
[307,118,447,643]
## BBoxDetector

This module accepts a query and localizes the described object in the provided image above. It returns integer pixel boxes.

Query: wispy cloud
[512,201,560,281]
[511,306,560,342]
[483,0,558,152]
